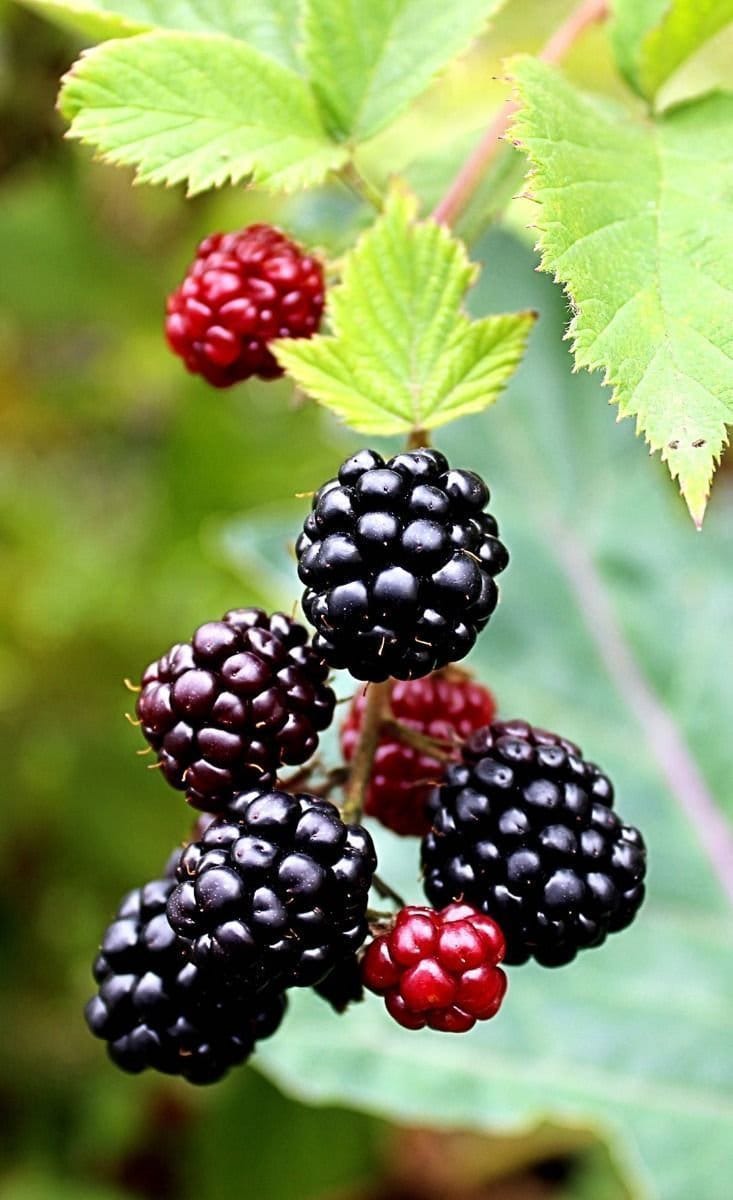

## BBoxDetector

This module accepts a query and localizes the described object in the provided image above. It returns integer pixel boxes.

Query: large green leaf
[235,229,733,1200]
[59,31,348,194]
[303,0,505,142]
[511,57,733,526]
[19,0,303,69]
[275,189,535,434]
[611,0,733,104]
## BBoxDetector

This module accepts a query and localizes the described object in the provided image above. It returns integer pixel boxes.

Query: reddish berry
[362,904,507,1032]
[342,673,496,837]
[165,225,325,388]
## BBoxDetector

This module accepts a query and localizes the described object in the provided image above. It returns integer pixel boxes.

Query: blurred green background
[1,3,731,1198]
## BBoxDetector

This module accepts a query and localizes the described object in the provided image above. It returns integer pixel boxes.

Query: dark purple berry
[297,449,508,681]
[167,787,377,992]
[136,609,335,812]
[421,720,646,967]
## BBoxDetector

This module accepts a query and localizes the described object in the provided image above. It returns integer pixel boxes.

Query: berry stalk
[341,679,392,824]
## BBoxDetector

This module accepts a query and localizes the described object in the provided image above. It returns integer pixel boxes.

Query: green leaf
[275,189,535,434]
[257,227,733,1200]
[19,0,302,68]
[58,31,348,195]
[611,0,733,103]
[303,0,505,142]
[510,57,733,526]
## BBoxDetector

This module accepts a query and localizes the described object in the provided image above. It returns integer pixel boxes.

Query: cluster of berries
[86,226,647,1086]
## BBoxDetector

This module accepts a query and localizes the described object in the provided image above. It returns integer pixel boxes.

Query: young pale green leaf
[274,190,535,434]
[19,0,302,68]
[303,0,505,142]
[511,57,733,526]
[611,0,733,104]
[58,31,348,195]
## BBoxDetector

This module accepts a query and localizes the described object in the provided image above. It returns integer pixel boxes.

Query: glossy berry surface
[85,871,287,1084]
[342,671,496,836]
[167,787,377,991]
[313,953,364,1013]
[362,904,507,1032]
[136,608,335,812]
[165,225,324,387]
[296,449,508,681]
[421,720,647,967]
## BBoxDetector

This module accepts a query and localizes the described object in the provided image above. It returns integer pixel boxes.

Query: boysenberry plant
[25,0,733,1196]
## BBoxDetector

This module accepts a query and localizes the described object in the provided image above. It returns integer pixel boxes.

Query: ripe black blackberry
[166,786,377,991]
[313,953,364,1012]
[136,608,335,812]
[85,872,287,1084]
[421,720,646,967]
[296,448,508,681]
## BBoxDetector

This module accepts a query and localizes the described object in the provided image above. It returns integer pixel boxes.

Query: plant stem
[431,0,608,229]
[372,875,407,909]
[381,718,457,760]
[341,679,392,823]
[408,427,431,449]
[341,159,384,211]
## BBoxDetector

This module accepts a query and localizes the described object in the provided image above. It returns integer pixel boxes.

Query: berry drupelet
[296,449,509,682]
[313,953,364,1013]
[165,225,325,387]
[362,904,507,1032]
[421,720,646,967]
[342,671,496,836]
[136,609,335,812]
[166,786,377,992]
[85,872,287,1084]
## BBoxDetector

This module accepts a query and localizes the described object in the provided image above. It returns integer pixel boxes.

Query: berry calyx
[135,608,335,812]
[296,448,509,682]
[421,720,647,967]
[341,671,496,836]
[166,786,377,992]
[362,904,507,1032]
[85,868,287,1084]
[165,225,325,388]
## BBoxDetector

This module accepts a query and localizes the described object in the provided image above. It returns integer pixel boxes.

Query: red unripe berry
[165,225,325,388]
[342,672,496,837]
[362,904,507,1033]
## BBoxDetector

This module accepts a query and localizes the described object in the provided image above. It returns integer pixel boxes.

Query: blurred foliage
[0,3,730,1200]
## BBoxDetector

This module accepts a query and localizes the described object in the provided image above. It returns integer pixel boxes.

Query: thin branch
[381,718,457,761]
[431,0,608,229]
[340,159,384,212]
[372,874,407,910]
[554,521,733,909]
[341,680,392,824]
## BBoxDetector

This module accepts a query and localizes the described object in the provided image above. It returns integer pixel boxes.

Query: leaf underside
[511,57,733,525]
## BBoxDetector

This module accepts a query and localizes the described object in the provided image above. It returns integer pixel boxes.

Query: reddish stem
[431,0,608,229]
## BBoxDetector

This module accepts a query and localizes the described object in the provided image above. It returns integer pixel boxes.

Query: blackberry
[313,954,364,1012]
[85,872,287,1084]
[421,720,646,966]
[341,671,496,836]
[165,225,324,387]
[166,786,377,991]
[136,609,335,812]
[362,903,507,1032]
[296,449,508,682]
